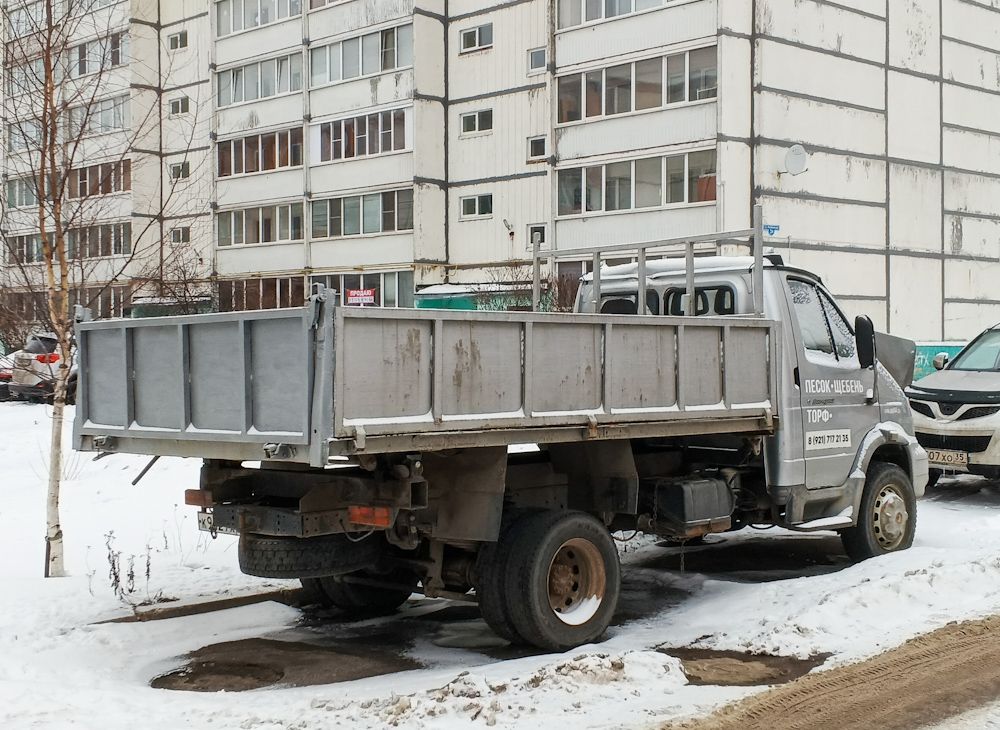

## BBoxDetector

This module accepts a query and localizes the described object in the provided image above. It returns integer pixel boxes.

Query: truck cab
[574,255,928,539]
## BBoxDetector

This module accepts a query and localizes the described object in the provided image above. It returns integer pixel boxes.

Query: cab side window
[819,290,856,360]
[788,279,834,355]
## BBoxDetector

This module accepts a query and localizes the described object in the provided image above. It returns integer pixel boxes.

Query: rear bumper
[10,381,53,399]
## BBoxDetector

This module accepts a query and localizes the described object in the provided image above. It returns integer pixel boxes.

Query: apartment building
[201,0,1000,340]
[551,0,1000,342]
[209,0,551,307]
[4,0,999,344]
[1,0,213,326]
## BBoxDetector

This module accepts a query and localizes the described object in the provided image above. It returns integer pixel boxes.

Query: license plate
[197,512,238,535]
[926,449,969,468]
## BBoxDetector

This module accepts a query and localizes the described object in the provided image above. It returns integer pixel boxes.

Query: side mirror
[933,352,949,370]
[855,315,876,369]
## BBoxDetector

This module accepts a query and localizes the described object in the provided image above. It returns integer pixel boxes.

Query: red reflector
[184,489,213,508]
[35,353,59,364]
[348,505,392,528]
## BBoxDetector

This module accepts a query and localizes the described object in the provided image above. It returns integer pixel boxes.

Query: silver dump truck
[74,215,927,651]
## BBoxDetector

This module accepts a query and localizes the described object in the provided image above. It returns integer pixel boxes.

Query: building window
[558,0,677,29]
[217,53,303,107]
[219,276,306,311]
[216,0,303,37]
[77,285,131,320]
[460,194,493,218]
[169,96,190,115]
[528,137,546,159]
[170,161,191,180]
[8,234,48,264]
[67,223,132,259]
[217,203,305,246]
[8,2,43,38]
[68,160,131,198]
[460,23,493,53]
[7,119,41,152]
[556,47,716,124]
[68,95,130,137]
[314,108,407,163]
[460,109,493,134]
[8,58,44,97]
[68,32,129,79]
[527,224,546,251]
[171,227,192,243]
[168,30,188,50]
[528,48,546,73]
[310,189,413,238]
[218,127,303,177]
[688,47,718,101]
[556,149,715,216]
[7,177,39,208]
[310,271,412,308]
[310,25,413,87]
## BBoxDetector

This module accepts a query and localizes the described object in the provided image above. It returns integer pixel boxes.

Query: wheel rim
[546,537,606,626]
[873,484,909,550]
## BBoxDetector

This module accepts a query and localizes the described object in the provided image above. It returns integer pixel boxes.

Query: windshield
[23,336,57,355]
[950,330,1000,371]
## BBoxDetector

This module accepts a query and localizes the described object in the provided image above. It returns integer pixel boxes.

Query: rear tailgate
[74,304,318,461]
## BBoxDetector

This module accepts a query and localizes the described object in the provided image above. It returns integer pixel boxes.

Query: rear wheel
[476,510,540,644]
[318,568,417,616]
[841,462,916,562]
[503,510,620,651]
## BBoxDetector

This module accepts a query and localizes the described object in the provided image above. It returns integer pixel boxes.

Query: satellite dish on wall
[784,144,808,176]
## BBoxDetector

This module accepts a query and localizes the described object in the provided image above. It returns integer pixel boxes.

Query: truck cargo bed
[74,295,780,466]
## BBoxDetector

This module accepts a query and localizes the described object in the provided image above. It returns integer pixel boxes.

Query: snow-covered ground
[4,400,1000,729]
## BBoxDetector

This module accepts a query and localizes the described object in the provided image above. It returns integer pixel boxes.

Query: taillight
[35,353,59,364]
[348,505,392,528]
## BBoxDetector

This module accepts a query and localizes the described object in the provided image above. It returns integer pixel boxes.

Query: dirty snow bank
[234,652,696,730]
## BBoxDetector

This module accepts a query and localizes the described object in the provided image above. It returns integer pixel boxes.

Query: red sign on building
[346,288,376,305]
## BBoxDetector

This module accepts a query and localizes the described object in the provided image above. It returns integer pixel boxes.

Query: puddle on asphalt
[659,647,829,686]
[151,637,422,692]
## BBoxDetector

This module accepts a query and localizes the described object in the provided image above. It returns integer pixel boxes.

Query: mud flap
[547,441,639,515]
[420,446,508,541]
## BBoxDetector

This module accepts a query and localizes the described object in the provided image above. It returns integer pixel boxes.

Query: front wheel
[504,510,621,651]
[841,462,916,562]
[926,469,941,489]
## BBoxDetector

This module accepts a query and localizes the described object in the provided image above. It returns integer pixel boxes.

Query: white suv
[906,325,1000,485]
[10,334,77,404]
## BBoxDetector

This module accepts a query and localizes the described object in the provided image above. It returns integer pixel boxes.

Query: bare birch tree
[2,0,212,576]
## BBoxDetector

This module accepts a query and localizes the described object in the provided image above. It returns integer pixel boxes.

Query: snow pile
[657,552,1000,663]
[263,652,686,730]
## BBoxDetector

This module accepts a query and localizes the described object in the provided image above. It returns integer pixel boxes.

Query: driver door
[785,277,877,488]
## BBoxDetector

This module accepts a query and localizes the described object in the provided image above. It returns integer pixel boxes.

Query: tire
[841,462,917,562]
[299,577,333,607]
[238,532,381,579]
[319,568,417,616]
[926,469,941,489]
[503,510,621,651]
[476,510,540,644]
